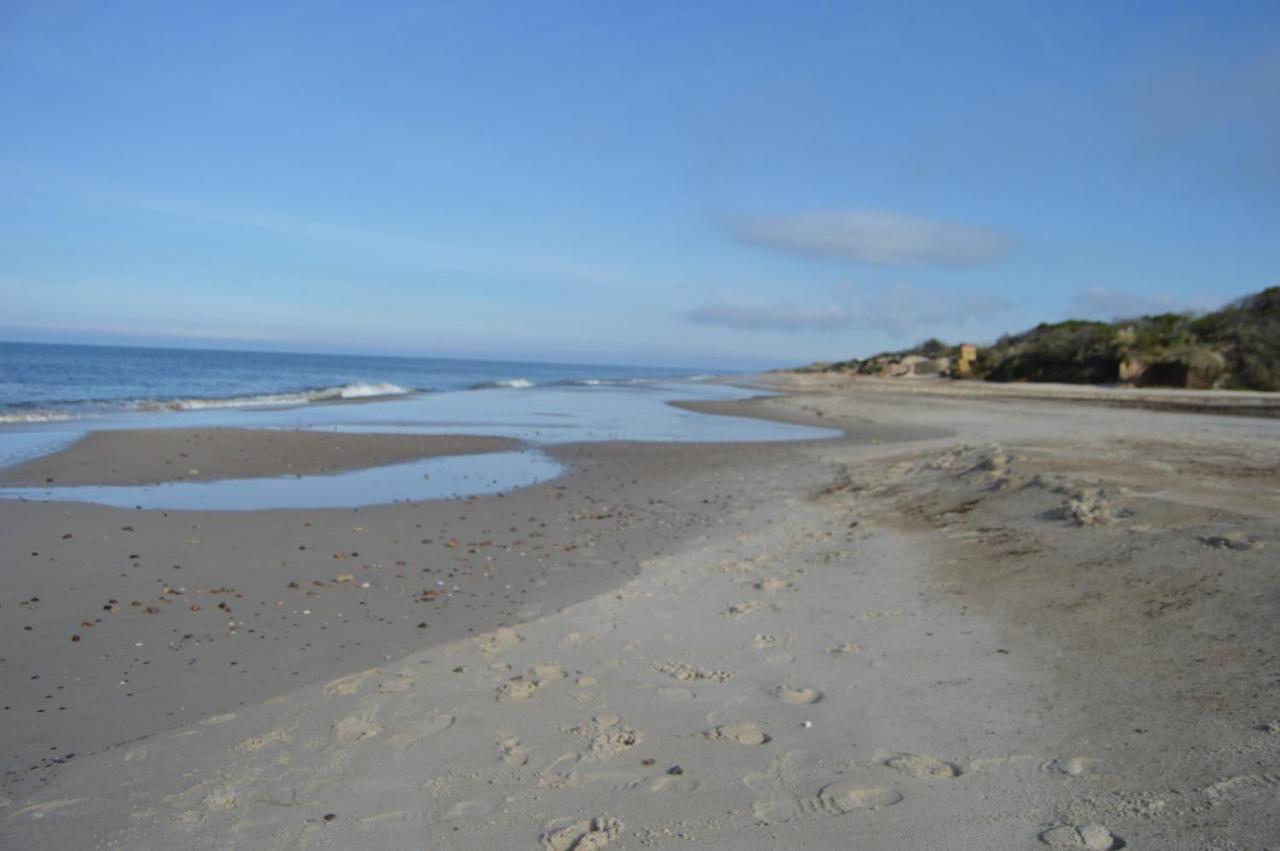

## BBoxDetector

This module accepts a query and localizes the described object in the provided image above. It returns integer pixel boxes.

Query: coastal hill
[804,285,1280,391]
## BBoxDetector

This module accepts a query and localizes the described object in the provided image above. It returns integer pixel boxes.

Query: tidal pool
[0,450,563,511]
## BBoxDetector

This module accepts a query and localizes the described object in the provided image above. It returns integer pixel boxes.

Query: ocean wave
[140,382,416,412]
[471,378,537,390]
[0,411,76,424]
[554,377,667,388]
[472,376,687,391]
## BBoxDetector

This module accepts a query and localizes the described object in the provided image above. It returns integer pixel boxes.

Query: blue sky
[1,1,1277,369]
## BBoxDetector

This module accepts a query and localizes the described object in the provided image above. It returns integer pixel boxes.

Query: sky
[1,1,1277,370]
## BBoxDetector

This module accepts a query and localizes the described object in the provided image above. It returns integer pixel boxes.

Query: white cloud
[727,209,1015,266]
[687,302,852,332]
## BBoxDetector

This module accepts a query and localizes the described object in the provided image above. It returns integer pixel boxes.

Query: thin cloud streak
[1,165,659,296]
[686,282,1014,337]
[728,209,1015,267]
[687,302,852,332]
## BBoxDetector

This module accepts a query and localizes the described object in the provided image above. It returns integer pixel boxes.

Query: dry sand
[2,379,1278,849]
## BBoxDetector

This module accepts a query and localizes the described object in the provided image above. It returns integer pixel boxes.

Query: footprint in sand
[235,729,292,752]
[541,816,622,851]
[324,672,372,697]
[560,632,599,649]
[752,634,778,648]
[725,600,761,617]
[772,685,822,705]
[647,774,700,794]
[705,720,770,745]
[883,753,962,778]
[590,729,640,759]
[1203,772,1280,804]
[499,735,529,766]
[654,685,696,701]
[377,673,415,693]
[534,663,568,681]
[478,626,524,655]
[829,643,862,655]
[654,661,733,683]
[816,782,903,813]
[333,714,382,743]
[4,798,84,822]
[1042,757,1098,776]
[414,713,455,735]
[752,783,902,824]
[753,578,793,592]
[497,680,540,703]
[1039,823,1124,849]
[498,664,567,702]
[444,799,500,820]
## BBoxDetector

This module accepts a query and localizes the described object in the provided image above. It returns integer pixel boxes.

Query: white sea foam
[331,382,414,399]
[476,378,536,389]
[142,382,415,412]
[0,411,76,424]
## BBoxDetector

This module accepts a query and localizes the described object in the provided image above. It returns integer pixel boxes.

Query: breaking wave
[470,378,537,390]
[0,383,416,423]
[141,382,416,411]
[0,411,76,424]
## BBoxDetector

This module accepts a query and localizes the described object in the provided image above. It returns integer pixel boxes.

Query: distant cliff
[802,286,1280,391]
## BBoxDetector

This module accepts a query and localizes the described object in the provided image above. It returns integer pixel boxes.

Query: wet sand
[2,383,1278,849]
[0,414,930,803]
[0,429,520,486]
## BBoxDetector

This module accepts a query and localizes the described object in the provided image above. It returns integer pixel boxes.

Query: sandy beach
[2,380,1278,849]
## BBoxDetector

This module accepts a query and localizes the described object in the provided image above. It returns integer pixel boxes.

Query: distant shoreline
[760,369,1280,418]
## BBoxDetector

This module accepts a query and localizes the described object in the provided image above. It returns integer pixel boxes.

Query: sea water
[0,341,704,423]
[0,342,837,508]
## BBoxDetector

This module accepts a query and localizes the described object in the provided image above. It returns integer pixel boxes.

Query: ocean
[0,342,837,507]
[0,341,706,423]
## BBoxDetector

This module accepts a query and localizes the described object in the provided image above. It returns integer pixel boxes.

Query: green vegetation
[1187,287,1280,391]
[813,286,1280,391]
